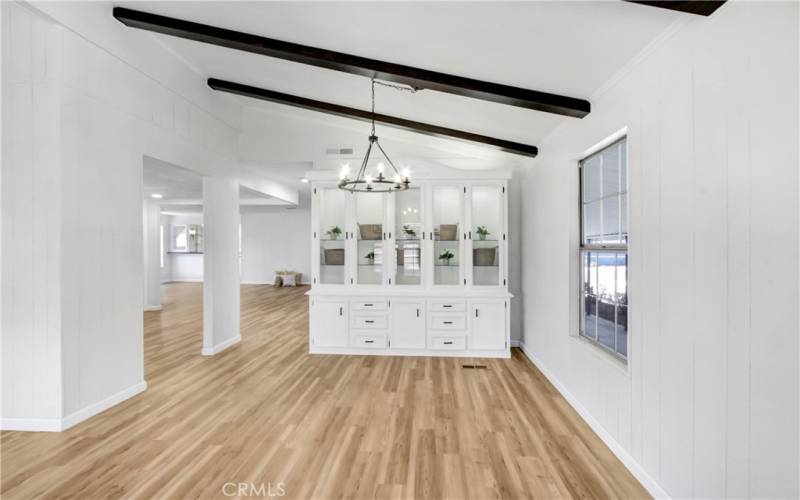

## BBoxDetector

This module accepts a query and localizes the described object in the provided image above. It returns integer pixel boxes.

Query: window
[159,224,165,268]
[580,137,628,360]
[173,225,187,250]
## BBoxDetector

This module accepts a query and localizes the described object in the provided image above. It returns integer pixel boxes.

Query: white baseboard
[144,305,162,311]
[201,335,241,356]
[516,341,670,500]
[510,339,521,347]
[0,417,63,432]
[1,381,147,432]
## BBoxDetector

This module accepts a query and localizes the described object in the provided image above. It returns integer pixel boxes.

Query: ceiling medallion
[338,79,411,193]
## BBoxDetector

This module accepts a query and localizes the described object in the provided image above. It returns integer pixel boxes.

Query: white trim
[516,341,670,500]
[0,417,62,432]
[1,381,148,432]
[61,381,148,431]
[144,305,162,311]
[580,127,628,160]
[510,339,521,347]
[201,335,241,356]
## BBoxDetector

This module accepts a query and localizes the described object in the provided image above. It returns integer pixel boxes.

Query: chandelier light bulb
[340,164,350,179]
[402,168,411,179]
[365,175,373,184]
[377,162,385,174]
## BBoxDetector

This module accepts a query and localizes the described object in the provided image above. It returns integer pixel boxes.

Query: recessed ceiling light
[300,178,309,183]
[151,193,163,199]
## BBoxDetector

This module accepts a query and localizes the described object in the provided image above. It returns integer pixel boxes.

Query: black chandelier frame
[338,79,411,193]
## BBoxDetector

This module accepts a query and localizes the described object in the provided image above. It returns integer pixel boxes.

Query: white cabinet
[308,172,512,358]
[470,300,507,350]
[310,299,348,348]
[390,300,426,349]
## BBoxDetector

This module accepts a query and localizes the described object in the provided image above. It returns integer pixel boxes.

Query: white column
[202,175,240,356]
[142,200,162,311]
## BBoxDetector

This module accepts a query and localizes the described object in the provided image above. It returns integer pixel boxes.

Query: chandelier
[338,79,411,193]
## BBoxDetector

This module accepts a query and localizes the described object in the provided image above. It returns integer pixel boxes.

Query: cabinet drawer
[430,336,466,350]
[352,335,388,349]
[351,299,389,311]
[430,314,467,331]
[429,300,466,312]
[352,314,388,330]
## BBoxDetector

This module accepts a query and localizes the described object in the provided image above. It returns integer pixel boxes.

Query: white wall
[241,201,311,284]
[1,2,63,425]
[1,1,258,430]
[520,3,798,499]
[143,200,161,309]
[159,213,172,283]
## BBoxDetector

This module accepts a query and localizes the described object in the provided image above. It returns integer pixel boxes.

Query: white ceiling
[120,1,679,154]
[143,156,287,207]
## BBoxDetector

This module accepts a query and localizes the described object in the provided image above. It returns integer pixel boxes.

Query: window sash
[579,136,628,360]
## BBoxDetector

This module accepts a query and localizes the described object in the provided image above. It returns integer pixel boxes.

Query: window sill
[571,333,630,377]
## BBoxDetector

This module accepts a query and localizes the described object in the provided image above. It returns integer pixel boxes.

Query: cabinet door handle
[416,308,420,317]
[365,320,375,324]
[389,232,392,239]
[443,321,453,325]
[444,341,454,345]
[475,309,479,318]
[469,231,472,239]
[364,303,373,307]
[364,339,374,344]
[443,304,453,308]
[339,307,343,316]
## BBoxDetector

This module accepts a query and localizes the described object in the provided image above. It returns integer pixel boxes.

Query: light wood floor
[1,283,648,499]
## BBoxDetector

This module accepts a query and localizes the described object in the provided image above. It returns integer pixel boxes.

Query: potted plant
[475,225,490,241]
[365,251,375,264]
[438,249,455,266]
[326,226,342,240]
[403,225,417,238]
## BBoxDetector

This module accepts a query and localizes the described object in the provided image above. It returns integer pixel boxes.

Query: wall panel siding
[521,2,799,498]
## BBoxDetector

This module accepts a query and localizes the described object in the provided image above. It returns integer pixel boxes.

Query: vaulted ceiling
[119,1,681,162]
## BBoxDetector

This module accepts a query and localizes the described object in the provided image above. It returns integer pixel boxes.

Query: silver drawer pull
[443,341,454,345]
[364,303,373,307]
[443,304,453,308]
[364,340,374,344]
[443,321,453,325]
[365,320,375,324]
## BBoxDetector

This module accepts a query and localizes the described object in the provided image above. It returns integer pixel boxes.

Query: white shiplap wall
[521,2,798,499]
[1,2,63,424]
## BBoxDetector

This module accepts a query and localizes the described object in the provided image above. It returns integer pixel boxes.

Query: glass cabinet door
[318,188,347,285]
[470,185,503,286]
[354,192,385,285]
[432,185,463,286]
[393,188,422,285]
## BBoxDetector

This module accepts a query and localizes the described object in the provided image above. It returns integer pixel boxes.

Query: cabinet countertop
[306,288,513,299]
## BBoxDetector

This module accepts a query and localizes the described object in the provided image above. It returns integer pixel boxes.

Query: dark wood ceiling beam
[624,1,726,16]
[207,78,538,157]
[113,7,589,118]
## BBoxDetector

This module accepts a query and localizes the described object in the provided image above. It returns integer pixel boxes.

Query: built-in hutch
[307,167,512,358]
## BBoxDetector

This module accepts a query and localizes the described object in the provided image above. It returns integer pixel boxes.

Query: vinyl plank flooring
[1,283,649,499]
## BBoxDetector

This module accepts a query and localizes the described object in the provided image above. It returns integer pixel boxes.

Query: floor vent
[462,364,488,370]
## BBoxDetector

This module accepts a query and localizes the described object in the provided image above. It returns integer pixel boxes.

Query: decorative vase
[479,234,487,241]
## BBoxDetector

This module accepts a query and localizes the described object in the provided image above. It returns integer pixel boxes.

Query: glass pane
[596,252,617,351]
[583,156,602,202]
[433,186,461,285]
[620,194,628,244]
[582,252,598,341]
[471,186,501,286]
[355,192,384,285]
[601,196,620,244]
[319,188,346,284]
[583,200,601,245]
[602,143,621,197]
[395,188,422,285]
[615,253,628,357]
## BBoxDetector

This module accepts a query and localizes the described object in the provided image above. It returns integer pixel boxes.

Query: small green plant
[403,225,417,237]
[326,226,342,240]
[475,225,490,240]
[438,249,455,265]
[365,251,375,263]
